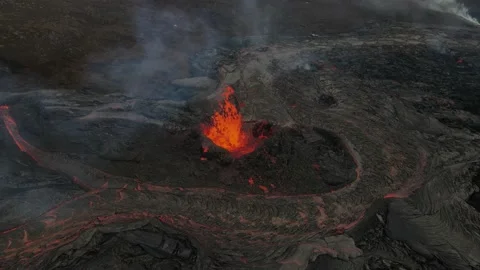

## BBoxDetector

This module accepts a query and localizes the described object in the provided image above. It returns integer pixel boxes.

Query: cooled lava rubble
[1,23,480,270]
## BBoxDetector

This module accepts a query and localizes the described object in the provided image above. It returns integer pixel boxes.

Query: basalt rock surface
[1,22,480,270]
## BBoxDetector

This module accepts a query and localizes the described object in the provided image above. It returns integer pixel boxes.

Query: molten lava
[201,86,257,157]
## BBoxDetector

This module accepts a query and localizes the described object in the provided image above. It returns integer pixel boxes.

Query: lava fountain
[201,86,258,157]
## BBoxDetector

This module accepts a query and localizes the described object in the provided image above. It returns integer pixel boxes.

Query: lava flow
[201,86,257,157]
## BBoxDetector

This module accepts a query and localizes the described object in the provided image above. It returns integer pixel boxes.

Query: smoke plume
[418,0,479,24]
[364,0,479,25]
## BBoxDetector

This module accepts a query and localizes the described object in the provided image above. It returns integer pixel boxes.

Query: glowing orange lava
[201,86,257,157]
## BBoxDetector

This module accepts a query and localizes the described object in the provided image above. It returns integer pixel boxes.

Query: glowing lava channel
[201,86,257,157]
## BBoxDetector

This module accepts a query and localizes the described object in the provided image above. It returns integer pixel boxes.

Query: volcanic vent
[197,85,358,194]
[0,84,364,270]
[1,13,480,270]
[200,85,259,157]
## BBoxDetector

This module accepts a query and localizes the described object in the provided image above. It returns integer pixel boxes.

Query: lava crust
[1,3,480,270]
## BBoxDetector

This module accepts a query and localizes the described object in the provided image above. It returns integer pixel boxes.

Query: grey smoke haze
[238,0,275,36]
[85,0,478,98]
[86,0,276,99]
[418,0,479,24]
[365,0,479,25]
[87,4,219,98]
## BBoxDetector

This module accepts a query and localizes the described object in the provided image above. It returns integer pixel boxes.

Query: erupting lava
[201,86,257,157]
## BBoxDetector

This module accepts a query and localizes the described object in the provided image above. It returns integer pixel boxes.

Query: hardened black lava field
[1,1,480,269]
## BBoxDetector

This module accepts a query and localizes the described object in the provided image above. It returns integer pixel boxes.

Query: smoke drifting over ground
[84,0,479,99]
[238,0,276,36]
[85,0,279,99]
[364,0,479,25]
[86,3,219,98]
[1,0,480,269]
[419,0,479,24]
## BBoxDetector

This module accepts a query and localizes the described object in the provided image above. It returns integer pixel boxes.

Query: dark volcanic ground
[0,0,478,91]
[1,1,480,270]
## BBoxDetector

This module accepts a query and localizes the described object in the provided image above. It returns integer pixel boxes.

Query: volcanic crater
[3,87,357,197]
[1,1,480,270]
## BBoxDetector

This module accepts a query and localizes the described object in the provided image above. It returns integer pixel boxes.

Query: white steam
[86,3,220,98]
[86,0,478,98]
[366,0,479,25]
[239,0,274,36]
[416,0,479,25]
[86,0,275,98]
